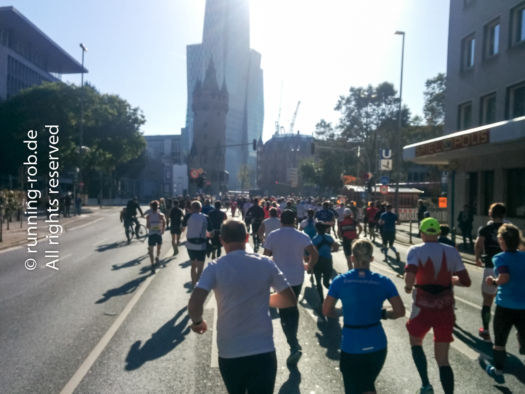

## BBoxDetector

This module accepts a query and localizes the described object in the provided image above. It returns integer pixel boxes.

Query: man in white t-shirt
[188,219,296,394]
[258,207,281,243]
[182,200,210,286]
[263,209,319,365]
[146,200,166,274]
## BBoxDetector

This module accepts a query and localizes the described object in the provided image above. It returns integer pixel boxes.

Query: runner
[474,202,506,342]
[182,200,210,287]
[315,201,336,233]
[263,209,319,365]
[258,207,281,243]
[188,219,296,394]
[208,201,227,259]
[338,208,362,269]
[169,199,184,256]
[405,217,471,394]
[366,201,379,240]
[311,222,338,303]
[146,200,166,274]
[483,223,525,384]
[323,239,405,394]
[245,198,265,252]
[300,209,317,239]
[378,204,400,263]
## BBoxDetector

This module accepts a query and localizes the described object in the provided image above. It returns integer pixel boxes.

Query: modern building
[0,6,86,101]
[404,0,525,230]
[183,0,264,190]
[187,61,229,195]
[138,135,185,200]
[257,132,314,194]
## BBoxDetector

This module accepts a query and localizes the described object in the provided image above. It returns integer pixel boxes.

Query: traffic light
[253,138,257,151]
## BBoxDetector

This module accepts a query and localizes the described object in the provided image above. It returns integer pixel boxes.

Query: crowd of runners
[122,194,524,394]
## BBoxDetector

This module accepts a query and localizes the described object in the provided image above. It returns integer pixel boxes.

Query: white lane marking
[67,217,104,231]
[59,273,155,394]
[205,294,219,368]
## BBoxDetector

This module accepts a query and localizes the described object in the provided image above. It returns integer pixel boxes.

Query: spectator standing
[417,199,427,229]
[457,204,474,247]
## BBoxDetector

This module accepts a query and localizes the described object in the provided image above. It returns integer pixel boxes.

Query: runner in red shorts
[405,218,471,394]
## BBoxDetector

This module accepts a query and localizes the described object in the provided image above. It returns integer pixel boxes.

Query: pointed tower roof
[203,58,219,91]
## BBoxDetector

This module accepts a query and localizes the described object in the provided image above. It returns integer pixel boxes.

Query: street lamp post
[394,31,405,214]
[78,43,87,202]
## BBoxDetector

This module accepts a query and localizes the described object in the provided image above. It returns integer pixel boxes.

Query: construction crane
[289,100,301,134]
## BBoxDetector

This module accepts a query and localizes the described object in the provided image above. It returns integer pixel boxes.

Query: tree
[0,82,146,195]
[423,73,446,126]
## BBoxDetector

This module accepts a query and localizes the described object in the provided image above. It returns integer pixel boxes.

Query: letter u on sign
[381,149,392,159]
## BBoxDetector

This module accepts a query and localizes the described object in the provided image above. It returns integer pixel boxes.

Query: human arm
[161,214,166,234]
[322,295,342,318]
[356,222,363,238]
[452,269,471,287]
[404,271,416,293]
[269,287,296,309]
[304,244,319,272]
[384,295,405,319]
[485,273,510,286]
[146,214,151,230]
[474,235,485,267]
[187,287,209,334]
[257,222,265,241]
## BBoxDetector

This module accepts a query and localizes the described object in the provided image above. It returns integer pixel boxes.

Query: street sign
[380,149,392,159]
[190,169,199,179]
[380,175,390,185]
[439,197,447,208]
[380,159,392,171]
[380,185,388,194]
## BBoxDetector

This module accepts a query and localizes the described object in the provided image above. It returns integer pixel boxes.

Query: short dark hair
[281,209,296,225]
[315,222,326,234]
[269,207,278,217]
[215,201,221,209]
[498,223,521,252]
[220,219,247,243]
[440,224,450,236]
[489,202,506,219]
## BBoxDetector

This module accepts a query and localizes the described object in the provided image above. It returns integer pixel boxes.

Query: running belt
[344,321,380,329]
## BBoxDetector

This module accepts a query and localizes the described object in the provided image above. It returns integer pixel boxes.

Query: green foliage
[0,82,146,191]
[423,73,446,126]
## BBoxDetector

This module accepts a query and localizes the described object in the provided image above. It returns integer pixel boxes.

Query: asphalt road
[0,207,523,393]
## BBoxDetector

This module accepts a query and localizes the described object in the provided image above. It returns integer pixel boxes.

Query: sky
[2,0,450,141]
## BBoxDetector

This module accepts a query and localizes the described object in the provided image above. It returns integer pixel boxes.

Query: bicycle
[124,217,147,243]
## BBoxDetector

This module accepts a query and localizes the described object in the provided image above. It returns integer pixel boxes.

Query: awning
[403,116,525,166]
[343,185,424,194]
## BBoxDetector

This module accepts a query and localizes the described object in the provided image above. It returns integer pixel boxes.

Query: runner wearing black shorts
[169,199,184,256]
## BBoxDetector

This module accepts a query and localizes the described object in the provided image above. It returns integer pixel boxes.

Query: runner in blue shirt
[483,223,525,384]
[311,223,339,303]
[323,239,405,394]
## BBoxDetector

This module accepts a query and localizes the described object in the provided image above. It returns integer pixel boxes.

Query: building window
[506,81,525,119]
[458,101,473,130]
[506,168,525,217]
[480,93,497,125]
[484,19,500,58]
[510,2,525,45]
[461,34,476,70]
[481,170,494,213]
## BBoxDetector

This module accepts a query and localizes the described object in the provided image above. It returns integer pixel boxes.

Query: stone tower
[188,60,229,195]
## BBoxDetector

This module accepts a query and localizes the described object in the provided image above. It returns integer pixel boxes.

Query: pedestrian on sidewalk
[323,239,405,394]
[263,209,319,365]
[417,199,427,230]
[405,217,471,394]
[457,204,474,248]
[188,219,296,394]
[483,223,525,384]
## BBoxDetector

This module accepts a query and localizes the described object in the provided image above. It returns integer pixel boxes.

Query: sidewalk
[396,221,476,265]
[0,206,105,251]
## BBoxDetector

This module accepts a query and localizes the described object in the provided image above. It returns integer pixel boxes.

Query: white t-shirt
[196,250,289,358]
[147,211,165,235]
[262,217,281,237]
[263,226,312,286]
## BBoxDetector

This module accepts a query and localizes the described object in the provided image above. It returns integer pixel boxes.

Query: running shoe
[478,328,492,342]
[486,365,505,384]
[418,384,433,393]
[287,348,302,365]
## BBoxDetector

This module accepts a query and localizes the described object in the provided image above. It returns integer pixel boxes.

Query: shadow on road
[453,323,493,357]
[478,345,525,386]
[125,306,190,370]
[96,241,129,252]
[95,275,148,304]
[278,365,301,394]
[179,260,191,268]
[112,255,147,271]
[315,316,342,361]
